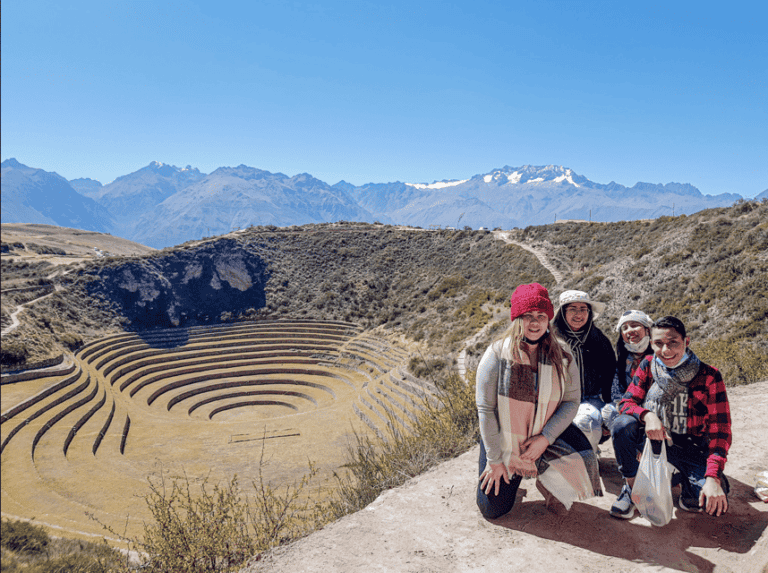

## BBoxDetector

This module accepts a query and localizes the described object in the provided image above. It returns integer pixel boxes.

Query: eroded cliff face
[87,239,269,329]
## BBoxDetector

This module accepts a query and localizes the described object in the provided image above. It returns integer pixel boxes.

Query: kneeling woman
[476,283,602,519]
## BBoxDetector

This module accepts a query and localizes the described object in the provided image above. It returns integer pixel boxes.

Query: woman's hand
[480,462,510,496]
[520,434,550,462]
[700,476,728,516]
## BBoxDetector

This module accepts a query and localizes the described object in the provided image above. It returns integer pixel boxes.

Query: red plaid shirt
[619,357,731,478]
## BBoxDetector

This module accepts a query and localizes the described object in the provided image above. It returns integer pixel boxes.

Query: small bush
[59,332,84,351]
[694,338,768,386]
[98,443,321,573]
[0,519,124,572]
[408,356,447,379]
[427,276,468,301]
[0,342,28,366]
[133,474,259,572]
[1,519,50,554]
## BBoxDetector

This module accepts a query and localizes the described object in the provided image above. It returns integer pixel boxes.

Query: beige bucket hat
[557,290,606,320]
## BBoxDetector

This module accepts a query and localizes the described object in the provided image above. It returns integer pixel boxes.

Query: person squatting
[475,283,732,520]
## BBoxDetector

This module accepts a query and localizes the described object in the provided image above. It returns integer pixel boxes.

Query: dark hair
[651,315,686,339]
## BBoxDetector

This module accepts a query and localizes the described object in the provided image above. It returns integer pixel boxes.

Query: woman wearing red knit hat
[476,283,602,518]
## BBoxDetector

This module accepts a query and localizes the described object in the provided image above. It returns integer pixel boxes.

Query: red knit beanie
[509,283,554,322]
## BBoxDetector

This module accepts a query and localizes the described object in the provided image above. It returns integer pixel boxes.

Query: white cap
[615,309,653,332]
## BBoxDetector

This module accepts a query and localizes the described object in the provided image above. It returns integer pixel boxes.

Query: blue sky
[2,1,766,197]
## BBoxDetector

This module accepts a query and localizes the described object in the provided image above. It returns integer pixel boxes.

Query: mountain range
[2,158,758,249]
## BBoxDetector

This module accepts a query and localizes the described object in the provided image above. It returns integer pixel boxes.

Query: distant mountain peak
[405,179,468,190]
[135,161,202,178]
[476,165,586,187]
[333,180,356,192]
[1,158,26,168]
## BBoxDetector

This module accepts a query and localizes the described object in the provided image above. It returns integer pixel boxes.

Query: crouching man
[610,316,731,519]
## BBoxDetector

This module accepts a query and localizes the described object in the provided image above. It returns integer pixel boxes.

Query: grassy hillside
[1,224,547,369]
[512,199,768,383]
[3,200,766,384]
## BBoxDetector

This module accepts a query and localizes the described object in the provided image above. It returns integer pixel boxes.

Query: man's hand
[641,411,670,443]
[700,476,728,516]
[520,434,550,462]
[480,462,510,496]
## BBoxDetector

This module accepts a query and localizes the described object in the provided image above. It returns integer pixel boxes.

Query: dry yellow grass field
[1,319,428,543]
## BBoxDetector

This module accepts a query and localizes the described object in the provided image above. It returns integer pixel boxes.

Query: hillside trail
[1,284,61,337]
[243,380,768,573]
[456,232,563,382]
[495,231,565,284]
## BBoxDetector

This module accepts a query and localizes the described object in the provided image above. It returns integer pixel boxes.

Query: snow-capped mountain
[350,165,743,229]
[2,160,750,248]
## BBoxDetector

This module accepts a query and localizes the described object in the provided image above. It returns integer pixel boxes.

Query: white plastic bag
[631,438,674,526]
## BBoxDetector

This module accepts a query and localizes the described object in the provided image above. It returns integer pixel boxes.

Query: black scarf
[554,310,593,396]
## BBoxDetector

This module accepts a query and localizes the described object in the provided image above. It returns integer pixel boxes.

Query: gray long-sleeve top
[475,339,581,465]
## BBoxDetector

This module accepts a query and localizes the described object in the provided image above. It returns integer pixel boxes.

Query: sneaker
[678,496,703,513]
[610,484,636,519]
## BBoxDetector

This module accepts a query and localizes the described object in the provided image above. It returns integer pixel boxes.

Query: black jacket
[554,313,616,403]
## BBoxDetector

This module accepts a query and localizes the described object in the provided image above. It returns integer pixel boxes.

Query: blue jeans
[573,395,606,450]
[476,424,591,518]
[612,414,730,507]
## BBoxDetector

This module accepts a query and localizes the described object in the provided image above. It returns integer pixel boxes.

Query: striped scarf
[496,338,602,508]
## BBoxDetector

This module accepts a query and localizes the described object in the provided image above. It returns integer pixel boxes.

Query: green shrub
[1,519,124,573]
[132,474,259,572]
[59,332,84,351]
[408,356,447,379]
[325,372,478,517]
[693,338,768,386]
[633,246,652,259]
[1,519,50,554]
[98,446,321,573]
[0,342,28,367]
[427,276,468,300]
[581,274,604,293]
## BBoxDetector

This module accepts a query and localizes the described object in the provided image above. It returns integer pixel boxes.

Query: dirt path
[457,233,563,382]
[1,284,61,337]
[244,381,768,573]
[495,231,564,284]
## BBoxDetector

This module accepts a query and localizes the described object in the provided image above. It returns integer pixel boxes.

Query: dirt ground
[1,223,155,258]
[244,380,768,573]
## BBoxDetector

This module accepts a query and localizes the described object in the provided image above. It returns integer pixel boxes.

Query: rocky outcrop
[87,239,269,329]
